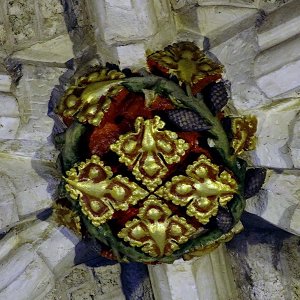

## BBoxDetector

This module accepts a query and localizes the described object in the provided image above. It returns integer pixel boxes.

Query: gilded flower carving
[231,115,257,155]
[64,155,148,226]
[110,116,189,191]
[56,68,125,126]
[156,155,237,224]
[147,42,223,94]
[53,204,82,236]
[118,196,196,257]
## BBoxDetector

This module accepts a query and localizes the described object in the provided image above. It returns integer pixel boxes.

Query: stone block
[116,43,146,70]
[0,140,58,162]
[254,36,300,98]
[0,255,55,300]
[196,6,258,46]
[0,93,19,117]
[0,194,19,231]
[37,0,66,38]
[0,74,12,93]
[211,29,269,110]
[15,184,53,216]
[227,215,300,300]
[93,264,124,298]
[15,65,66,141]
[0,24,7,47]
[0,172,19,231]
[6,0,37,44]
[0,154,54,217]
[148,245,238,300]
[19,220,52,244]
[91,0,158,45]
[0,117,19,139]
[37,226,79,275]
[257,0,300,51]
[0,244,35,291]
[250,98,300,169]
[246,170,300,236]
[290,115,300,168]
[12,35,74,67]
[61,265,94,289]
[0,232,19,261]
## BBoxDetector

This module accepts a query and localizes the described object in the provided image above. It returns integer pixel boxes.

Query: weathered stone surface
[116,43,146,70]
[18,220,52,245]
[0,244,35,291]
[15,65,66,141]
[254,36,300,98]
[0,117,20,139]
[0,172,18,231]
[1,0,69,53]
[257,0,300,51]
[0,74,12,92]
[289,115,300,168]
[91,0,158,45]
[250,98,300,169]
[0,139,58,162]
[196,6,258,46]
[227,214,300,300]
[6,0,37,45]
[0,154,56,217]
[0,231,19,261]
[89,0,175,65]
[0,255,55,300]
[37,226,79,275]
[43,264,127,300]
[246,170,300,236]
[37,0,65,38]
[211,29,268,110]
[0,93,19,116]
[149,245,238,300]
[93,264,125,300]
[12,35,74,66]
[0,93,20,139]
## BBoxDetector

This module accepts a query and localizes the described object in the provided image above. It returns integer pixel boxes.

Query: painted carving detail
[118,196,196,257]
[156,155,237,224]
[65,155,148,226]
[231,115,257,155]
[110,116,190,191]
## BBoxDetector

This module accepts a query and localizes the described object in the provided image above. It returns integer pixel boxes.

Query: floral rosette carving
[53,42,266,264]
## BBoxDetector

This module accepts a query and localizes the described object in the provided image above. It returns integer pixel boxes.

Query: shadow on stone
[121,262,154,300]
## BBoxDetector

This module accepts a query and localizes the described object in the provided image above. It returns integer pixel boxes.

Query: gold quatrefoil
[147,42,223,86]
[56,68,125,126]
[156,155,237,224]
[64,155,148,226]
[110,116,189,191]
[118,196,196,257]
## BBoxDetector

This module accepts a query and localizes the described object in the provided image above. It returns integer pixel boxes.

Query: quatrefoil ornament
[54,42,266,263]
[64,155,148,226]
[110,116,189,191]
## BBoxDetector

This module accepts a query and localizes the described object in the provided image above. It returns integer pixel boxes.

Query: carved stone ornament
[53,42,266,263]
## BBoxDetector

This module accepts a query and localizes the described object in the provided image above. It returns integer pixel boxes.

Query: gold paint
[183,222,244,260]
[53,204,81,236]
[56,67,125,126]
[156,155,237,224]
[231,115,257,155]
[64,155,148,226]
[147,42,223,86]
[118,196,196,257]
[110,116,189,191]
